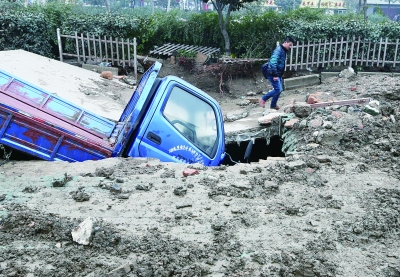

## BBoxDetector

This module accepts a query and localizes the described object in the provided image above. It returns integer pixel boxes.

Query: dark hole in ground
[2,136,285,165]
[223,136,285,165]
[1,146,40,162]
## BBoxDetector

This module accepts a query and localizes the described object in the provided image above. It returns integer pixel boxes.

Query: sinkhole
[223,136,285,166]
[1,135,286,165]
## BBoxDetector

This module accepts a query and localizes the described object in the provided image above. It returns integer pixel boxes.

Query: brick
[257,112,281,125]
[284,118,299,129]
[307,94,321,104]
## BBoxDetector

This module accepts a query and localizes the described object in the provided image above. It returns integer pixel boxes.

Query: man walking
[259,36,296,110]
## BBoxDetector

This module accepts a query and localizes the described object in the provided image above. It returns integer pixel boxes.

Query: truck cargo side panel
[0,107,112,162]
[0,71,116,138]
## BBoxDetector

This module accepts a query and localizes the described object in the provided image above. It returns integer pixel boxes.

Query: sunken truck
[0,62,226,166]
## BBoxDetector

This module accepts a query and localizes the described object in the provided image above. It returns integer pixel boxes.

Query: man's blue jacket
[262,44,288,78]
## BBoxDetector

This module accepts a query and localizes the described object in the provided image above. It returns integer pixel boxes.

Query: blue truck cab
[0,61,226,166]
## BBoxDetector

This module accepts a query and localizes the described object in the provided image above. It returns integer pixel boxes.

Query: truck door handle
[147,132,161,145]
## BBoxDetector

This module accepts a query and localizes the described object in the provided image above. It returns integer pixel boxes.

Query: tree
[202,0,257,56]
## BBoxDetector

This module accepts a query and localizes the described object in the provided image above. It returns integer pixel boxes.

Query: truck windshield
[163,86,218,157]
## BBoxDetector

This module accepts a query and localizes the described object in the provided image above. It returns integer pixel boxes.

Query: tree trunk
[105,0,111,12]
[363,0,368,21]
[213,2,232,56]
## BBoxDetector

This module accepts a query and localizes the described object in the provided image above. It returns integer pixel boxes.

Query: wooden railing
[57,28,138,78]
[287,36,400,70]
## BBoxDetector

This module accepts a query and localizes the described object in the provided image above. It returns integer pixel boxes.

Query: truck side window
[163,86,218,157]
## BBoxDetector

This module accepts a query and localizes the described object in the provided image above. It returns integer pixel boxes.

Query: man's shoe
[258,99,266,108]
[271,105,280,110]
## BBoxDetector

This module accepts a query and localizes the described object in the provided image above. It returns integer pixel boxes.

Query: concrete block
[82,64,118,75]
[356,72,393,77]
[284,74,320,90]
[321,72,339,82]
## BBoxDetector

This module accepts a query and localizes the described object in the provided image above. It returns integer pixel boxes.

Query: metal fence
[287,36,400,70]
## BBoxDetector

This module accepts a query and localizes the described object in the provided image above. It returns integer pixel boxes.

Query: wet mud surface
[1,66,400,276]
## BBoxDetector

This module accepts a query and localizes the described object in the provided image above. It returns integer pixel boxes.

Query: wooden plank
[121,38,126,67]
[133,37,137,81]
[344,35,349,66]
[127,38,131,67]
[295,41,299,70]
[377,37,382,66]
[371,42,377,66]
[382,37,388,67]
[75,32,80,63]
[355,36,360,65]
[57,28,63,62]
[92,34,97,62]
[110,36,114,65]
[360,38,365,66]
[310,98,370,108]
[149,43,173,54]
[99,35,103,62]
[317,39,321,68]
[394,38,399,68]
[333,37,338,67]
[311,40,316,67]
[86,33,91,62]
[104,36,108,63]
[327,38,332,67]
[349,35,355,67]
[338,36,344,66]
[300,41,304,70]
[116,37,120,65]
[366,41,371,66]
[81,33,86,62]
[306,41,310,69]
[162,44,182,55]
[289,44,294,70]
[322,39,327,68]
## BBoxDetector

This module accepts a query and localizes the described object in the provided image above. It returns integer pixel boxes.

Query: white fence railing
[57,28,138,78]
[287,36,400,71]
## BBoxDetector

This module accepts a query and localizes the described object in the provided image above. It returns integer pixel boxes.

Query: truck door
[134,82,224,166]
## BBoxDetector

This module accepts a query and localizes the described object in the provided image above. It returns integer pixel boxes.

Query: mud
[1,64,400,276]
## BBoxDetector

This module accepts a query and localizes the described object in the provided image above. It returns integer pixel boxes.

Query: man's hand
[273,77,278,81]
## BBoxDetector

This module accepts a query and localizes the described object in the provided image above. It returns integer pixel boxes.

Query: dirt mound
[1,64,400,276]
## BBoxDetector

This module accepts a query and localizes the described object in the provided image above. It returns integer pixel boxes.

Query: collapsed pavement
[1,62,400,276]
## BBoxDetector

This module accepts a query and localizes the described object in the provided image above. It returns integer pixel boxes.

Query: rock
[176,202,192,209]
[107,263,131,277]
[307,93,322,104]
[293,103,312,118]
[310,117,323,127]
[258,112,281,125]
[323,121,333,129]
[52,173,72,187]
[71,217,94,245]
[135,184,152,191]
[183,168,200,177]
[71,189,90,202]
[231,182,252,190]
[285,160,306,170]
[100,71,113,80]
[314,155,332,163]
[173,186,187,196]
[0,194,5,201]
[110,184,122,193]
[284,118,299,129]
[364,105,380,116]
[236,100,251,107]
[225,110,249,121]
[339,67,356,80]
